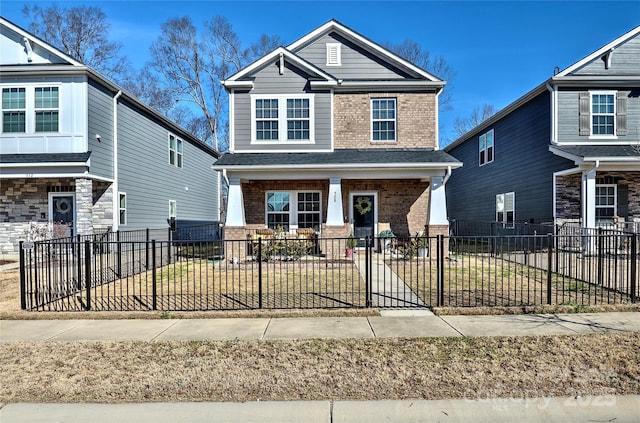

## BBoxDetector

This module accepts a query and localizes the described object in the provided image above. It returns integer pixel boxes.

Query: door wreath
[55,198,72,214]
[354,196,372,215]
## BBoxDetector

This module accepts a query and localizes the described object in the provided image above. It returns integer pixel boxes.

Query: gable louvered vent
[326,43,341,66]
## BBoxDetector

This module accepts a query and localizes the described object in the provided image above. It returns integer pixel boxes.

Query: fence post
[84,240,91,311]
[116,230,122,277]
[631,234,637,304]
[77,235,83,290]
[258,238,263,309]
[152,239,157,311]
[146,228,150,269]
[437,234,444,307]
[19,241,26,310]
[547,233,553,305]
[167,227,172,264]
[365,236,371,308]
[597,227,604,287]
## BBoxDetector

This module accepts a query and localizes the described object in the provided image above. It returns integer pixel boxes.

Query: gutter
[112,90,122,231]
[442,166,452,185]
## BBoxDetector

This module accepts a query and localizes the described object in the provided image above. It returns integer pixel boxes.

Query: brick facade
[333,92,437,149]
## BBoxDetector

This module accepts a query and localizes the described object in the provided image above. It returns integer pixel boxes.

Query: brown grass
[1,334,638,403]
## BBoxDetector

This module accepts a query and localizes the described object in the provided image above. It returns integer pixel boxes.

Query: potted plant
[378,229,396,251]
[345,232,358,258]
[416,236,429,259]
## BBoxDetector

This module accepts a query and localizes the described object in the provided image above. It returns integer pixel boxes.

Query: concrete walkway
[1,311,639,341]
[2,311,639,422]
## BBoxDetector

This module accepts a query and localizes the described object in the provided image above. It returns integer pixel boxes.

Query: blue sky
[1,0,639,144]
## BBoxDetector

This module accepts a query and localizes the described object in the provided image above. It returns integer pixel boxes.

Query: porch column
[582,169,596,229]
[225,177,246,227]
[326,177,344,226]
[75,178,93,237]
[428,176,448,226]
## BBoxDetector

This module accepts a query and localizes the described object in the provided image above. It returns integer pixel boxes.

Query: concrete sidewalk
[1,396,639,423]
[1,311,638,341]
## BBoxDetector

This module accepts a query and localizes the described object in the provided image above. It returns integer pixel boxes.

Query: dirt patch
[1,334,638,403]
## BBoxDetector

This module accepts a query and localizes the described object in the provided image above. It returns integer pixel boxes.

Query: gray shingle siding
[87,80,114,180]
[116,98,219,229]
[446,91,573,224]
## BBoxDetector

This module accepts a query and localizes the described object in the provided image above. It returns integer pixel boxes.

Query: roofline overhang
[549,145,640,164]
[551,75,640,87]
[1,161,89,168]
[213,161,462,172]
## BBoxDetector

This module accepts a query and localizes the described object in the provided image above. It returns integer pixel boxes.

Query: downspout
[545,83,558,145]
[442,165,452,186]
[112,90,122,231]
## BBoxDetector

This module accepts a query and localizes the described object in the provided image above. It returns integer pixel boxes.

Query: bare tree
[22,4,128,79]
[384,39,456,112]
[453,104,497,138]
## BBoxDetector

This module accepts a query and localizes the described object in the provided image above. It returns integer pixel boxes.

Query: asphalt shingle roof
[214,148,460,167]
[552,145,640,159]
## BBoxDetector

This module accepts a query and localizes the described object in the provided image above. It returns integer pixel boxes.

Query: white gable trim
[286,19,442,83]
[222,47,337,86]
[555,25,640,77]
[1,17,83,67]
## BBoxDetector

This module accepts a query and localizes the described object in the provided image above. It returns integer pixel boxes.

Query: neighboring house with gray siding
[214,20,461,255]
[0,17,220,259]
[445,25,640,234]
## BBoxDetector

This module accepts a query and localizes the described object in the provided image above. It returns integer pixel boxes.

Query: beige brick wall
[333,92,437,149]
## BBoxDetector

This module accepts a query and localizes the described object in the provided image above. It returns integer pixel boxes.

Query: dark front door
[51,194,75,237]
[352,194,375,246]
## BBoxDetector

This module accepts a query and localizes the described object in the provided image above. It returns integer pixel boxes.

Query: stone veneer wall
[333,92,437,149]
[75,178,93,237]
[555,174,581,222]
[92,182,114,231]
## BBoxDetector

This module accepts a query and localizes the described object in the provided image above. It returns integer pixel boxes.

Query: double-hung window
[371,98,396,141]
[168,134,183,168]
[266,191,321,231]
[34,87,59,132]
[496,192,515,227]
[595,184,616,221]
[479,129,494,166]
[2,88,26,133]
[118,192,127,226]
[252,95,314,143]
[591,92,615,136]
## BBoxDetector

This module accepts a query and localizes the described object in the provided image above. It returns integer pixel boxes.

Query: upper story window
[479,129,494,166]
[34,87,59,132]
[1,86,59,134]
[326,43,341,66]
[591,92,615,136]
[168,134,183,168]
[2,88,26,133]
[251,95,314,143]
[371,98,396,142]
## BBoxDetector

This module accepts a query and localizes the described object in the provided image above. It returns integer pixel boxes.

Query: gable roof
[222,47,337,89]
[287,19,442,82]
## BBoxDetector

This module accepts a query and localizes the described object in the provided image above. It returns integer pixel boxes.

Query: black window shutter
[617,184,628,219]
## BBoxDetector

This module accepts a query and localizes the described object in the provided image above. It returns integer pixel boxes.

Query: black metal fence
[19,232,638,312]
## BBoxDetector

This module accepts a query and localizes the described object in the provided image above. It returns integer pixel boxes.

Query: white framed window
[326,43,341,66]
[479,129,494,166]
[2,87,26,133]
[591,91,615,136]
[169,200,177,218]
[595,184,616,221]
[496,192,515,227]
[168,134,183,168]
[251,94,314,143]
[118,192,127,226]
[265,190,322,232]
[34,87,59,132]
[371,98,396,141]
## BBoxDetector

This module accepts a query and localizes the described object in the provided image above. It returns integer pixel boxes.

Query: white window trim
[595,184,617,221]
[250,94,315,144]
[479,129,494,166]
[168,133,183,168]
[496,192,515,227]
[589,90,617,139]
[326,43,341,66]
[34,86,59,133]
[169,200,177,218]
[1,84,61,134]
[265,190,322,231]
[118,192,127,226]
[370,98,397,142]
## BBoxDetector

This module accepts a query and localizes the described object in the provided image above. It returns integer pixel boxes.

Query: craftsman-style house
[445,25,640,234]
[0,17,220,259]
[214,20,461,256]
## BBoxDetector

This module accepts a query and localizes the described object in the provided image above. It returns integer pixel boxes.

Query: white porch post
[428,176,448,226]
[582,169,596,229]
[225,177,246,227]
[326,177,344,226]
